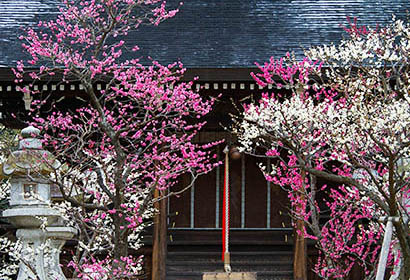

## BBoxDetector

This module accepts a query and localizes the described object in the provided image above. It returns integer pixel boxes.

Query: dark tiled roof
[0,0,409,68]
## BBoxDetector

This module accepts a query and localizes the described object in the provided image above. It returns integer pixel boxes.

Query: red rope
[222,148,229,261]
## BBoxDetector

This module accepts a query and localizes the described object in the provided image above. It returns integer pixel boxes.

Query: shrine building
[0,1,409,279]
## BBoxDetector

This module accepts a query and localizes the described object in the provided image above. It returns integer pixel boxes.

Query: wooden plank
[167,229,293,246]
[270,185,291,228]
[194,168,217,228]
[229,156,242,228]
[169,174,191,228]
[244,155,267,228]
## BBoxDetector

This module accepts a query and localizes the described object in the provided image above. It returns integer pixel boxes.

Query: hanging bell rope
[222,145,232,273]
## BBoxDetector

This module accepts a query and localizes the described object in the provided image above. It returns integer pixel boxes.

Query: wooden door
[168,147,291,230]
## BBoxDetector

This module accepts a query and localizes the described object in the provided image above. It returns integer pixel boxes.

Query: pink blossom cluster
[68,255,143,279]
[12,0,221,277]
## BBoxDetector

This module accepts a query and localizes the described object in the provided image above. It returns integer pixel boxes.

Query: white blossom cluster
[333,95,410,159]
[0,158,153,278]
[0,128,19,279]
[236,17,410,279]
[238,17,410,236]
[240,16,410,193]
[0,237,19,279]
[308,18,410,203]
[55,157,153,276]
[239,93,338,160]
[308,17,410,65]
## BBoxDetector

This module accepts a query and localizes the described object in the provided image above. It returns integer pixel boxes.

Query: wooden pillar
[294,170,307,280]
[294,219,307,280]
[152,189,167,280]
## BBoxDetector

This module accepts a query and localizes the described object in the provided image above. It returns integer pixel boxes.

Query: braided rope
[222,146,231,272]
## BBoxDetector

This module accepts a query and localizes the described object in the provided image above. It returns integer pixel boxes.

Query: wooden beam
[152,189,167,280]
[0,67,259,82]
[293,170,307,280]
[182,68,257,82]
[293,219,307,280]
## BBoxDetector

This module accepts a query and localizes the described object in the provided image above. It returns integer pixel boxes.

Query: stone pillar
[16,229,48,280]
[45,227,77,279]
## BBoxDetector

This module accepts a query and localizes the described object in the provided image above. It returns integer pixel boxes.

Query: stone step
[167,250,293,262]
[166,270,293,280]
[167,249,294,280]
[167,260,292,271]
[167,251,294,256]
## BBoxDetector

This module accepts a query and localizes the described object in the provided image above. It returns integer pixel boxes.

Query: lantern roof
[1,126,60,178]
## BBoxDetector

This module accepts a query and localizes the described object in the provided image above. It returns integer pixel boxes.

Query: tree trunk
[113,213,129,265]
[152,189,167,280]
[398,257,410,280]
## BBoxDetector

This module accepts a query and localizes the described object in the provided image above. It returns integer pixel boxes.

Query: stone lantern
[2,126,76,280]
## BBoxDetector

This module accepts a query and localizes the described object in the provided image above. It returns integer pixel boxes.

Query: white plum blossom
[235,17,410,279]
